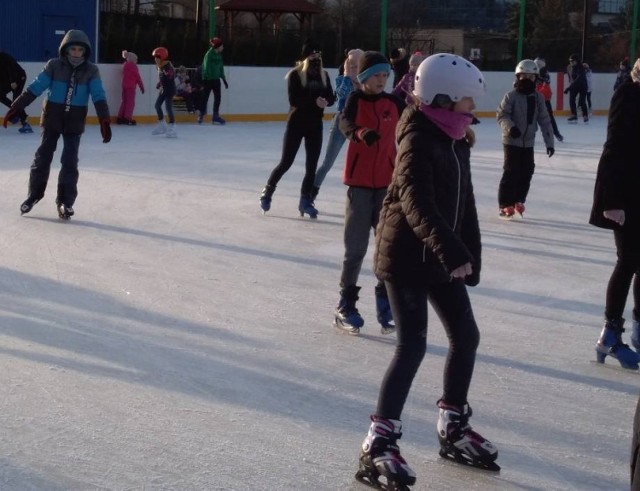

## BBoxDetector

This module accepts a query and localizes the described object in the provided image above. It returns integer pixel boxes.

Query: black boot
[375,283,395,334]
[595,318,640,369]
[334,285,364,334]
[310,185,320,200]
[259,185,276,213]
[298,195,318,219]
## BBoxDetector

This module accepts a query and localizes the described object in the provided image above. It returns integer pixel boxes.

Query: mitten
[223,79,229,89]
[546,147,554,157]
[509,126,521,138]
[100,118,112,143]
[357,128,380,146]
[3,106,19,128]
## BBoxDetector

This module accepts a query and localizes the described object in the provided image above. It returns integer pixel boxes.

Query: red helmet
[152,47,168,61]
[210,37,223,48]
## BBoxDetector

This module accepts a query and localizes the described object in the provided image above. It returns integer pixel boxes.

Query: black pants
[155,89,175,123]
[28,128,81,207]
[375,280,480,419]
[605,229,640,321]
[569,88,588,118]
[498,145,535,208]
[266,117,323,197]
[200,79,222,117]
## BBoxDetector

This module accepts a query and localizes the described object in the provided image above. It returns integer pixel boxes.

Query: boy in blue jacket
[3,29,111,220]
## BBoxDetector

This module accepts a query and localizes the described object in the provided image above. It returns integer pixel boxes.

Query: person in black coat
[564,53,589,123]
[589,58,640,370]
[0,50,32,133]
[354,54,498,490]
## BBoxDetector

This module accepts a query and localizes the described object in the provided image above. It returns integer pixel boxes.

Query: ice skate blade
[333,319,360,335]
[355,470,412,490]
[439,448,501,472]
[380,323,396,335]
[590,360,639,372]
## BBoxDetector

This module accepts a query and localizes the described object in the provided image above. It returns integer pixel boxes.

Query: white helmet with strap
[515,59,539,75]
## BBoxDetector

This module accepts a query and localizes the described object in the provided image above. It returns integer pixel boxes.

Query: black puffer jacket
[374,105,481,287]
[589,80,640,239]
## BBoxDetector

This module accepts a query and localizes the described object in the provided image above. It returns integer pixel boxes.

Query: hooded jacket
[11,29,109,134]
[374,105,481,287]
[497,85,554,149]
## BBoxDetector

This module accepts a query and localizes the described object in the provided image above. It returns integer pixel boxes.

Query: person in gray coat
[496,59,555,220]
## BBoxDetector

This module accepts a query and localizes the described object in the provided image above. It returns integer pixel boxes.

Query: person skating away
[614,58,632,92]
[151,46,177,138]
[583,62,593,115]
[497,59,555,220]
[589,58,640,371]
[117,50,144,125]
[355,54,498,491]
[564,53,589,123]
[534,56,563,142]
[2,29,111,219]
[259,40,335,218]
[312,48,363,204]
[199,37,228,125]
[391,51,425,104]
[0,49,32,133]
[333,51,405,335]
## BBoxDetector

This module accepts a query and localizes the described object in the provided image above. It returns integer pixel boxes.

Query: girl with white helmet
[496,58,555,220]
[355,53,499,490]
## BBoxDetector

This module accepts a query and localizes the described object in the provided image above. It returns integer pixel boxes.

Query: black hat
[301,39,321,59]
[357,51,391,83]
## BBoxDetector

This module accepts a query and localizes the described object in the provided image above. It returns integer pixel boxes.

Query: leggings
[375,280,480,419]
[605,229,640,321]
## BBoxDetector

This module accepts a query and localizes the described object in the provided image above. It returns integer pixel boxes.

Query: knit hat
[409,51,425,66]
[210,37,223,48]
[301,39,321,59]
[357,51,391,83]
[122,50,138,63]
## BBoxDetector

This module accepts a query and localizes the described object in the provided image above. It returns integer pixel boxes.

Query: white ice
[0,117,636,490]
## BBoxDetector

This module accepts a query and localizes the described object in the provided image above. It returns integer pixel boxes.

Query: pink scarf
[420,105,474,140]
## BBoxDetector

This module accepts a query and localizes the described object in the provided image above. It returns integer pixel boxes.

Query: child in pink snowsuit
[117,50,144,125]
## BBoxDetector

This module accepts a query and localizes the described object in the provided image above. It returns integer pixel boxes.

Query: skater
[589,58,640,371]
[259,40,335,218]
[564,53,589,123]
[355,54,498,491]
[534,56,563,142]
[583,62,593,114]
[312,48,363,203]
[151,46,177,138]
[496,59,555,220]
[117,50,144,125]
[199,37,228,125]
[2,29,111,219]
[614,58,632,92]
[0,49,32,133]
[391,51,425,104]
[333,50,405,335]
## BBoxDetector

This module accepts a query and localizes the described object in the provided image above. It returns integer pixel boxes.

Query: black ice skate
[437,401,500,472]
[355,416,416,490]
[57,203,74,220]
[375,284,395,334]
[259,185,275,214]
[20,197,40,215]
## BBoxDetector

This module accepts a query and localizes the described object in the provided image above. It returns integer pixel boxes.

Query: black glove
[3,106,19,128]
[223,79,229,89]
[100,118,112,143]
[509,127,521,138]
[361,129,380,146]
[563,88,569,94]
[547,147,554,157]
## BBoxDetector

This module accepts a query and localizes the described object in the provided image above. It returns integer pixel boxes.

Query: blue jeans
[314,113,346,188]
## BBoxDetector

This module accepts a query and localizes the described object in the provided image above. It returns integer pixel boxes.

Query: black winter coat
[589,80,640,239]
[374,106,481,287]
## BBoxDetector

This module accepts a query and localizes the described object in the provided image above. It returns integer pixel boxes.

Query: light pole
[380,0,388,55]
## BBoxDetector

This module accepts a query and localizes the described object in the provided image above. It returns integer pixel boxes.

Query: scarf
[420,104,474,140]
[67,55,84,68]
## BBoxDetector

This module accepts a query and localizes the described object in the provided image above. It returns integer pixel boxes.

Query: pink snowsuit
[118,51,144,121]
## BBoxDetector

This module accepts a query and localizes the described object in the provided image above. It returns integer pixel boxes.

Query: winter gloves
[509,127,521,138]
[100,118,112,143]
[356,128,381,146]
[547,147,554,157]
[2,106,19,128]
[223,78,229,89]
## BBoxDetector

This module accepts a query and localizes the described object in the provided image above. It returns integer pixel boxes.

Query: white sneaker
[151,120,167,135]
[165,123,177,138]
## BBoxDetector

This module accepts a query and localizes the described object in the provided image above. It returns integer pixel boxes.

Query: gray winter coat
[497,89,554,150]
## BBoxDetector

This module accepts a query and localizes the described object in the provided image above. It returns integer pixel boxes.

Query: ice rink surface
[0,116,637,490]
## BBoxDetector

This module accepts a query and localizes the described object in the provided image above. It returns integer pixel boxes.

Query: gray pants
[339,186,388,288]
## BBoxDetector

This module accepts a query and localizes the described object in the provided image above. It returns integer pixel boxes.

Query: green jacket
[202,48,225,81]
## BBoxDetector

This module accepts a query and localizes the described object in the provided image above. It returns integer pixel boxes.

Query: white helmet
[413,53,486,105]
[515,59,539,75]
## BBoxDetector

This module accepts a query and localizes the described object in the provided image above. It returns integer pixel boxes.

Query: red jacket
[339,90,405,188]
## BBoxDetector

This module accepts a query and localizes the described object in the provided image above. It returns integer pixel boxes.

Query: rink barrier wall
[14,62,616,125]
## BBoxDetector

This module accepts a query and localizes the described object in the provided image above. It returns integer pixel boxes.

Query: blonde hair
[631,58,640,83]
[287,57,328,88]
[343,48,364,75]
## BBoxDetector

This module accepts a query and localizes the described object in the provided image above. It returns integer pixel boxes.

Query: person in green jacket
[199,37,228,125]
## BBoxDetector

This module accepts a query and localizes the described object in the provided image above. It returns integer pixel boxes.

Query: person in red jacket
[334,51,405,335]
